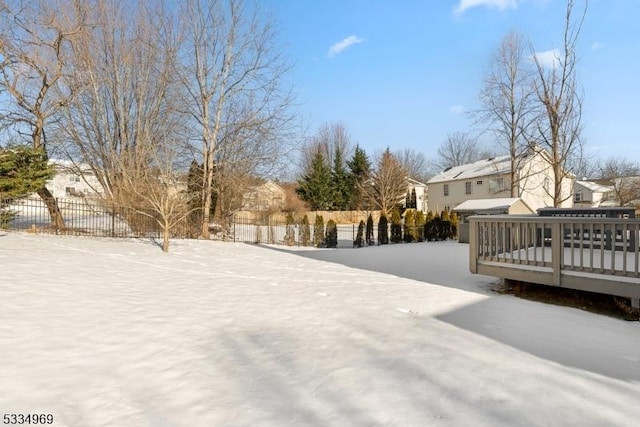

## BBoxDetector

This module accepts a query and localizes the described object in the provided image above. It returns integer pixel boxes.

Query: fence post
[469,218,477,274]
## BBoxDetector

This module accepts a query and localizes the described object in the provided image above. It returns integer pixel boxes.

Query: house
[426,148,574,213]
[405,178,428,212]
[573,180,616,208]
[242,180,285,212]
[46,160,104,198]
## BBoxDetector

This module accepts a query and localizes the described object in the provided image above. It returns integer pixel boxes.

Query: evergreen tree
[347,145,371,210]
[450,211,459,240]
[0,146,54,199]
[300,214,311,246]
[404,209,417,243]
[440,209,451,240]
[365,213,374,245]
[325,219,338,248]
[297,151,334,210]
[284,212,296,246]
[332,146,351,210]
[313,215,325,247]
[410,188,417,209]
[378,213,389,244]
[354,220,365,248]
[390,207,403,243]
[415,210,426,242]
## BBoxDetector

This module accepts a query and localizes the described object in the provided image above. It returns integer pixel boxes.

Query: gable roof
[427,155,511,184]
[453,197,532,213]
[575,180,614,193]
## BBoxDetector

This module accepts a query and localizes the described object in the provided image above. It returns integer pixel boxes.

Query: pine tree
[284,212,296,246]
[297,151,334,210]
[390,207,403,243]
[347,145,371,210]
[378,213,389,245]
[313,215,325,247]
[354,220,365,248]
[300,214,311,246]
[450,211,459,240]
[332,146,351,210]
[440,209,451,240]
[0,146,55,199]
[365,213,374,245]
[325,219,338,248]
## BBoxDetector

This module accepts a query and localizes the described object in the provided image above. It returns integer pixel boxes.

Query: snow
[1,232,639,426]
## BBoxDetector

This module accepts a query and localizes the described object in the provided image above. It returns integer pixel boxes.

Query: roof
[575,180,613,193]
[453,198,531,213]
[427,155,511,184]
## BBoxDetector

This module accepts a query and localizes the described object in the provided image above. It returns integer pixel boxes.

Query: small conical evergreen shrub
[313,215,325,247]
[325,219,338,248]
[354,220,365,248]
[439,209,451,241]
[390,208,402,243]
[366,214,374,246]
[404,209,417,243]
[284,212,296,246]
[378,213,389,245]
[450,211,459,240]
[415,210,425,242]
[300,214,311,246]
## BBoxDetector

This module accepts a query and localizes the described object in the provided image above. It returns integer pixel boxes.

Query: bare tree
[436,132,487,170]
[531,0,586,207]
[300,121,353,174]
[177,0,294,238]
[476,30,538,197]
[394,148,430,182]
[362,148,407,216]
[0,0,87,229]
[597,157,640,207]
[59,0,180,209]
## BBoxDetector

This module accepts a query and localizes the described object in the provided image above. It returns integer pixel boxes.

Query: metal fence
[0,196,361,247]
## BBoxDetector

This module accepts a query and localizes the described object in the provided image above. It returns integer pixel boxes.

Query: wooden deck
[468,215,640,308]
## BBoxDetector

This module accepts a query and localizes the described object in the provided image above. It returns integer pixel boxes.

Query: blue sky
[263,0,640,165]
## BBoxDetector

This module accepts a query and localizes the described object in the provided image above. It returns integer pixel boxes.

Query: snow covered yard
[1,232,639,427]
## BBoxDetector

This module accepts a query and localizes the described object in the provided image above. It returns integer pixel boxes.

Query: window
[489,177,505,193]
[574,192,582,203]
[68,175,80,183]
[443,184,449,196]
[465,182,472,195]
[476,180,483,185]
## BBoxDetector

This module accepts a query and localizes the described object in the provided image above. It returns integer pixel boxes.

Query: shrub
[390,208,402,243]
[284,212,296,246]
[300,214,311,246]
[378,213,389,245]
[325,219,338,248]
[354,220,365,248]
[366,213,374,245]
[404,209,417,243]
[415,210,425,242]
[313,215,325,247]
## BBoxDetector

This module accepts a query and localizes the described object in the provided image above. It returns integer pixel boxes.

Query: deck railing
[469,215,640,308]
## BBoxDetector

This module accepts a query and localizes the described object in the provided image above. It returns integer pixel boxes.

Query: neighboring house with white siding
[242,180,285,212]
[426,148,574,213]
[573,180,616,208]
[46,160,104,198]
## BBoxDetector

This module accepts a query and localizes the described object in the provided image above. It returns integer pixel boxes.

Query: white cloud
[328,35,364,58]
[449,105,465,114]
[532,49,561,69]
[454,0,517,15]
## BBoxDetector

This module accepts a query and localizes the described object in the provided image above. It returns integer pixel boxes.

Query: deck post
[552,221,562,286]
[632,298,640,310]
[469,219,477,274]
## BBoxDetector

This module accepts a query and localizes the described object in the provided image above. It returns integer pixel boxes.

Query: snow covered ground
[1,232,639,427]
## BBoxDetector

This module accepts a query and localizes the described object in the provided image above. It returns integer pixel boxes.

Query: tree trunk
[36,186,65,231]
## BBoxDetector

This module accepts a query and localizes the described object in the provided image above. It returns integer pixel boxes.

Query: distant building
[405,178,428,212]
[46,160,104,198]
[573,180,616,208]
[427,148,574,213]
[242,180,285,212]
